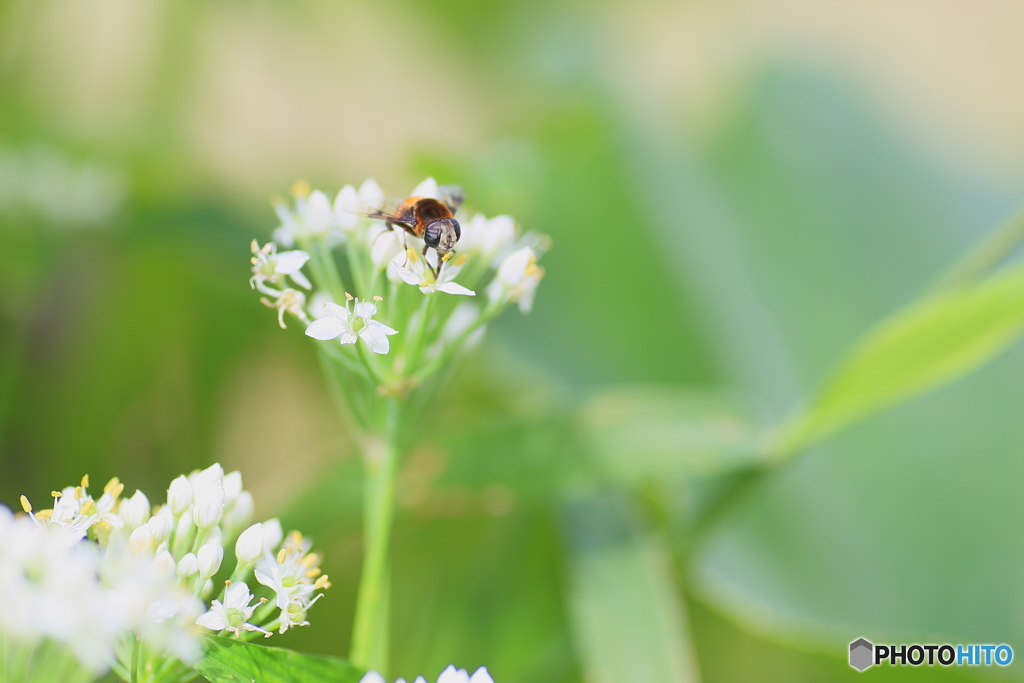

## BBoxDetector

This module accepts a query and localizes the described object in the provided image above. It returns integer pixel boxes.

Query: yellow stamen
[35,510,52,520]
[95,519,111,531]
[251,239,260,254]
[75,486,83,500]
[291,180,311,199]
[104,477,122,497]
[373,296,383,302]
[277,548,288,564]
[20,495,31,513]
[314,575,329,589]
[225,579,232,586]
[260,597,269,604]
[406,247,418,264]
[81,475,90,488]
[305,567,321,578]
[80,500,97,516]
[300,553,318,568]
[51,491,62,498]
[453,254,467,267]
[345,292,354,301]
[288,531,302,546]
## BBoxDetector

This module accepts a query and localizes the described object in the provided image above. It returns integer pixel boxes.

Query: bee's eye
[424,223,441,247]
[452,219,461,241]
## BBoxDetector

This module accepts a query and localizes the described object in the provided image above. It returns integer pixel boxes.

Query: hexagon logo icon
[849,638,874,671]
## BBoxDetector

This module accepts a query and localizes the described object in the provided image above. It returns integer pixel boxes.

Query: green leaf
[564,493,702,683]
[771,261,1024,455]
[579,386,763,485]
[194,636,363,683]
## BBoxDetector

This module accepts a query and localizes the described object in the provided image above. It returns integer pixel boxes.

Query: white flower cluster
[251,178,550,384]
[360,664,495,683]
[1,464,329,683]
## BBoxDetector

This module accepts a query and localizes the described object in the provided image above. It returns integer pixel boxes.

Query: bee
[346,185,465,274]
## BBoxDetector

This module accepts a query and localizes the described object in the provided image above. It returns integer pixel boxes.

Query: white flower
[262,518,283,552]
[192,483,224,530]
[176,553,199,578]
[359,666,493,683]
[370,226,404,269]
[459,213,516,265]
[334,178,385,243]
[273,185,342,248]
[260,287,310,329]
[486,247,544,313]
[305,299,398,355]
[195,582,270,637]
[147,511,172,544]
[197,543,223,578]
[235,523,264,565]
[254,531,328,633]
[129,524,155,555]
[120,490,150,530]
[222,490,254,535]
[167,475,192,515]
[389,250,475,297]
[249,240,312,296]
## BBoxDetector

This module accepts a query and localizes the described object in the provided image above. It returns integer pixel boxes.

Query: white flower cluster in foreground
[360,664,495,683]
[1,464,329,683]
[252,178,549,380]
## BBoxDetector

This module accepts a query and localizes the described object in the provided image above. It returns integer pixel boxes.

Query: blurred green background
[2,0,1024,681]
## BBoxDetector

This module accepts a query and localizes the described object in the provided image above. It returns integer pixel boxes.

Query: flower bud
[152,550,176,577]
[235,523,264,564]
[197,542,224,579]
[147,512,172,544]
[223,471,243,503]
[129,524,155,554]
[167,475,192,515]
[262,518,283,552]
[192,484,224,530]
[223,491,254,535]
[172,511,196,557]
[193,463,224,488]
[177,552,199,578]
[120,490,150,529]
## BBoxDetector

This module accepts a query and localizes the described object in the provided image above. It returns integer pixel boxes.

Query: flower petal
[359,673,387,683]
[468,668,494,683]
[305,190,332,231]
[195,610,228,631]
[411,177,438,199]
[389,262,425,286]
[334,185,360,227]
[305,317,345,341]
[339,332,358,346]
[437,666,470,683]
[359,178,384,203]
[359,325,391,354]
[274,250,311,274]
[367,320,398,336]
[354,301,377,319]
[437,282,476,296]
[289,269,312,290]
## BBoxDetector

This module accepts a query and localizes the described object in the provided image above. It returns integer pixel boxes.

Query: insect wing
[342,196,414,224]
[437,185,465,214]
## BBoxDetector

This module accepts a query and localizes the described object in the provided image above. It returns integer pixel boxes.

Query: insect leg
[422,244,439,278]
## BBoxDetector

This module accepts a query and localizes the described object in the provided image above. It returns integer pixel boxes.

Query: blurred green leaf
[564,494,701,683]
[195,636,363,683]
[772,261,1024,455]
[579,386,763,485]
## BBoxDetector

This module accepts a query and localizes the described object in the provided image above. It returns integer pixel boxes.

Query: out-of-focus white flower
[254,531,329,633]
[389,250,475,297]
[192,483,224,530]
[120,490,150,530]
[359,666,493,683]
[192,463,224,488]
[370,226,405,269]
[177,553,199,578]
[305,298,398,355]
[147,512,172,545]
[129,524,155,555]
[222,471,243,503]
[458,213,517,266]
[250,240,312,296]
[167,475,192,515]
[334,179,385,243]
[486,247,544,313]
[260,287,310,329]
[262,518,284,552]
[195,582,270,637]
[197,543,224,579]
[223,490,254,535]
[273,183,343,248]
[235,523,264,565]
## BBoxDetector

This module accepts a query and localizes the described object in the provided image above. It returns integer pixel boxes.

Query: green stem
[130,636,141,683]
[411,302,500,383]
[350,398,401,673]
[305,239,347,303]
[404,294,435,374]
